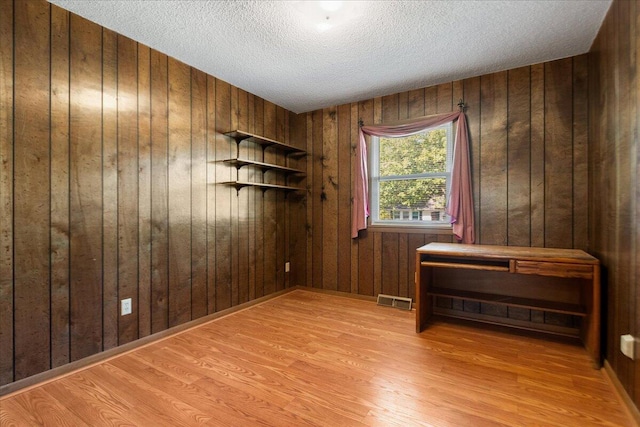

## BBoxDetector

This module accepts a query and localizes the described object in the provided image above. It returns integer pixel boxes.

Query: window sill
[367,224,453,235]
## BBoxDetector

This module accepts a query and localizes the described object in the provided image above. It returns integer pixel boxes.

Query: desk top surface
[417,243,598,264]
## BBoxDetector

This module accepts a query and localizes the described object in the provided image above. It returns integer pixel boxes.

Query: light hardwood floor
[0,290,634,426]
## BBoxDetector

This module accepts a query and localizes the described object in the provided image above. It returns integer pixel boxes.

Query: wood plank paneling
[381,233,399,296]
[50,4,70,369]
[373,232,382,297]
[150,50,169,334]
[101,27,118,351]
[613,0,633,390]
[398,233,409,297]
[507,66,531,247]
[214,79,232,311]
[69,14,103,362]
[289,111,307,289]
[436,83,452,113]
[254,97,265,298]
[117,35,139,344]
[167,58,192,327]
[479,72,508,245]
[337,104,352,293]
[246,94,257,297]
[530,63,545,248]
[602,0,622,379]
[191,68,208,319]
[235,89,249,303]
[276,106,287,292]
[398,91,408,119]
[13,0,51,379]
[322,107,338,291]
[572,56,589,251]
[544,59,574,248]
[408,89,425,118]
[304,111,313,291]
[632,0,640,406]
[137,44,152,338]
[311,109,324,289]
[0,0,15,385]
[263,101,277,295]
[230,88,240,305]
[206,75,217,312]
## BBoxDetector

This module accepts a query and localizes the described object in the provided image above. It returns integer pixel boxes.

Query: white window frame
[369,123,454,229]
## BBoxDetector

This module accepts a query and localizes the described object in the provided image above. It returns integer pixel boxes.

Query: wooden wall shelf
[221,181,302,193]
[223,158,305,175]
[222,130,307,194]
[225,130,306,155]
[415,242,601,368]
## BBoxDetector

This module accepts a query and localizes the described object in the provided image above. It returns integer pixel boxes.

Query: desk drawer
[514,261,593,279]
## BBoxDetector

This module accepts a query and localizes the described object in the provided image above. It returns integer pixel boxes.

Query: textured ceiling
[48,0,611,114]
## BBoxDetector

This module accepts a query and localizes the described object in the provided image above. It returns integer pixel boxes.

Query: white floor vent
[377,294,412,310]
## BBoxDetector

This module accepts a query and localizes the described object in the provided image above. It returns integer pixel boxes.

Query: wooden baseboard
[0,287,295,399]
[603,360,640,426]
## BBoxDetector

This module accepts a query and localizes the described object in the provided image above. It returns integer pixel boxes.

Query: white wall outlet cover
[285,262,290,273]
[620,334,635,360]
[121,298,132,316]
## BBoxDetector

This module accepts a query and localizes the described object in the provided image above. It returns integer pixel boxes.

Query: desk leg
[415,255,433,333]
[582,264,601,368]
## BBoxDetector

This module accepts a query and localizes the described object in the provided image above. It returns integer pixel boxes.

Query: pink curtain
[352,111,475,244]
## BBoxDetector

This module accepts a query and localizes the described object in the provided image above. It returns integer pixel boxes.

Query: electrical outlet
[121,298,132,316]
[285,262,290,273]
[620,334,635,360]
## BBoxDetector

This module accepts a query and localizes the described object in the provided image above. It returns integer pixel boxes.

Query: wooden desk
[415,243,601,367]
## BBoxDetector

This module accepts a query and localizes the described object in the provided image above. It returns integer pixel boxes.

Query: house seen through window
[370,123,453,227]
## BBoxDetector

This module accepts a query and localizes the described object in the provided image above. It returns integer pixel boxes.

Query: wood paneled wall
[291,55,590,304]
[589,0,639,411]
[0,0,301,389]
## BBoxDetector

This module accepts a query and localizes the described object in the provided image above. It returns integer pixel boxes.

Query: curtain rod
[358,100,467,127]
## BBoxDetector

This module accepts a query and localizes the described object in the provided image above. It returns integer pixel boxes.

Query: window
[370,123,453,227]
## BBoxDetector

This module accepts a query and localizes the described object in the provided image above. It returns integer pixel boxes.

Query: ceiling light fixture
[318,1,343,12]
[292,0,358,33]
[316,1,342,32]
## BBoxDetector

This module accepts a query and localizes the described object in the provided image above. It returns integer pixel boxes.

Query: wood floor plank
[284,397,368,427]
[171,331,296,368]
[4,388,89,427]
[105,356,236,418]
[91,363,212,426]
[38,374,132,425]
[0,290,633,426]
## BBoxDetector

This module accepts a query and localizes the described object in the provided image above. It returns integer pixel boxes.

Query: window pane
[379,128,447,177]
[379,178,448,222]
